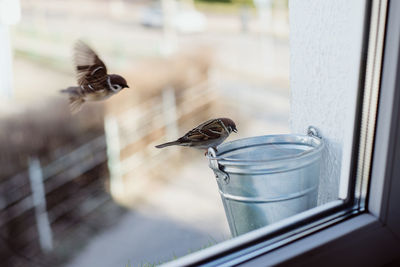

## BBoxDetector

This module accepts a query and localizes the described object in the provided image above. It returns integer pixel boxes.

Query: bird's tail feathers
[60,86,80,95]
[155,141,181,148]
[60,87,84,113]
[69,97,85,113]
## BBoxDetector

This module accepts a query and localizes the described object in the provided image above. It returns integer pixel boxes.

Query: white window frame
[162,0,400,266]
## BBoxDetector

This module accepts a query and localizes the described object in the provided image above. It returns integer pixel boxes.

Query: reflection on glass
[0,0,289,266]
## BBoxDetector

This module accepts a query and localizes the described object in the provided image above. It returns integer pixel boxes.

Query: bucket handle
[207,147,230,185]
[307,126,322,139]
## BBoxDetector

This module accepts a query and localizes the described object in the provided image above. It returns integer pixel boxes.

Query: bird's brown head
[220,118,237,133]
[109,74,129,90]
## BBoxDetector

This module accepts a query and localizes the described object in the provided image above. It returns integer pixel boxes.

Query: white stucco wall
[289,0,366,204]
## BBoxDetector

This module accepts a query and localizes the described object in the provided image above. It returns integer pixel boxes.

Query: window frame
[162,0,400,266]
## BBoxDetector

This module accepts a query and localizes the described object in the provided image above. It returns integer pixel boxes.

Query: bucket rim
[206,134,324,164]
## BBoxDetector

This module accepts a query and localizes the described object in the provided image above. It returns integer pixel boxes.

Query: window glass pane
[0,0,370,266]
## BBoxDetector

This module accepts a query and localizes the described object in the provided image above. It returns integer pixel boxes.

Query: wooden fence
[105,81,214,197]
[0,80,214,264]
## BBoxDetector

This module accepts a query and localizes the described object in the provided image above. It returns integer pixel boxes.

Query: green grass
[14,26,66,43]
[14,49,70,73]
[194,0,288,14]
[194,0,255,14]
[125,261,161,267]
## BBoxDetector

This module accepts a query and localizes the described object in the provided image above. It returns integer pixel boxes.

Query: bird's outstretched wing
[74,41,108,91]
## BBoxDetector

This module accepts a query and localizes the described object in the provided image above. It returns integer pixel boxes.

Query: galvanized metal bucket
[207,127,324,237]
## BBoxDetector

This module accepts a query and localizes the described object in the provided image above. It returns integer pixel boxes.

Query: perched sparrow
[155,118,237,151]
[61,41,129,112]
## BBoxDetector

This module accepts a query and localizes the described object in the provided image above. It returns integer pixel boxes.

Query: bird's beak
[233,129,238,133]
[125,85,130,88]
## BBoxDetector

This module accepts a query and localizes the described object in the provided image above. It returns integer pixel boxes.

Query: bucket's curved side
[218,159,321,236]
[208,134,324,237]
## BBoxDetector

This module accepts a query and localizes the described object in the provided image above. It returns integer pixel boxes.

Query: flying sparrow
[60,41,129,112]
[155,118,237,151]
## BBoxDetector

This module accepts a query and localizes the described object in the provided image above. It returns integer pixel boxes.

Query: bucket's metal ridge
[207,126,324,237]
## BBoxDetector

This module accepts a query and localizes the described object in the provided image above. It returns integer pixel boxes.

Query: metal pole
[0,24,13,99]
[28,157,53,252]
[162,86,178,140]
[104,116,124,197]
[0,0,21,100]
[161,0,177,55]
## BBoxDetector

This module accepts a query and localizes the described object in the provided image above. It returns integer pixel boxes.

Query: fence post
[28,157,53,252]
[162,86,179,140]
[104,115,124,197]
[161,0,177,55]
[0,0,21,99]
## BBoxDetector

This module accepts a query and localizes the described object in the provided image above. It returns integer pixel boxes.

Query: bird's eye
[111,84,122,92]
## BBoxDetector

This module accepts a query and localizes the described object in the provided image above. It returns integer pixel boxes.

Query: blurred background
[0,0,289,266]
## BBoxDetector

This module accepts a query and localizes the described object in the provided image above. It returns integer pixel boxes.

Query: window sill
[242,213,400,267]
